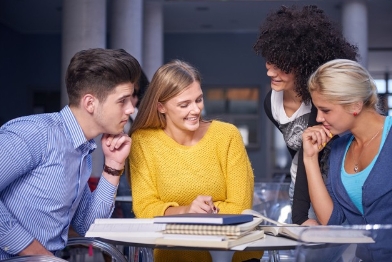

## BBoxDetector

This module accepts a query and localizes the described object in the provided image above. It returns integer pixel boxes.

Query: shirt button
[3,246,9,251]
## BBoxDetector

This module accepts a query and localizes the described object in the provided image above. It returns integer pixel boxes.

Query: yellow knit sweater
[130,121,261,262]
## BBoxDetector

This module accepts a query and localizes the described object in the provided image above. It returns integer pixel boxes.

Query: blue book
[153,213,253,225]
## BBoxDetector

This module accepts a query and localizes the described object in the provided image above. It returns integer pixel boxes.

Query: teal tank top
[341,116,392,214]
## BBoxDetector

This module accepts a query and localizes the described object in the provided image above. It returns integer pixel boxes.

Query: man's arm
[0,121,47,256]
[18,240,52,257]
[71,132,132,235]
[101,133,132,186]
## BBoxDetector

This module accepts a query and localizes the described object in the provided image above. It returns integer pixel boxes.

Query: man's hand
[18,239,52,257]
[101,133,132,170]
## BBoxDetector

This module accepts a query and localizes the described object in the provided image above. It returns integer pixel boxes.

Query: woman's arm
[302,125,334,225]
[216,126,254,214]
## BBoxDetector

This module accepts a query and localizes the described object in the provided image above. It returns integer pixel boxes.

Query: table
[97,234,300,262]
[115,196,133,202]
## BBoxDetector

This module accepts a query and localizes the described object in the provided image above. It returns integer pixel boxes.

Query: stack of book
[152,213,264,249]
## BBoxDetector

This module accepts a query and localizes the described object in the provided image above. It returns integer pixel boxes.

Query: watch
[103,164,124,176]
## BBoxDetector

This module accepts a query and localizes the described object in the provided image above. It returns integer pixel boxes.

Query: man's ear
[82,94,96,114]
[157,102,166,113]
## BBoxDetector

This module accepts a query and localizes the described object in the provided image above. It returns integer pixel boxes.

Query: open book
[241,209,304,240]
[241,209,375,244]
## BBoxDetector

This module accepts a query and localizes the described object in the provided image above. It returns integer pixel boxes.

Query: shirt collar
[60,106,97,151]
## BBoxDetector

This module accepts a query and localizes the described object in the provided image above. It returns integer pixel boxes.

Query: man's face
[94,82,135,135]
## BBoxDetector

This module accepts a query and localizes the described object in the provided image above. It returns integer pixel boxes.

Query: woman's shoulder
[210,120,238,133]
[131,128,162,140]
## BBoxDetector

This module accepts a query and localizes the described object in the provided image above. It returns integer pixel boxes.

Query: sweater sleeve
[129,133,179,218]
[214,126,254,214]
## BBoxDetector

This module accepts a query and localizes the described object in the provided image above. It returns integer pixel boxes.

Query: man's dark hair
[135,70,150,108]
[254,5,358,104]
[65,48,141,106]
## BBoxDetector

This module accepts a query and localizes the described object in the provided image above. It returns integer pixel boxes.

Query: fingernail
[318,144,323,150]
[329,132,333,138]
[322,142,326,147]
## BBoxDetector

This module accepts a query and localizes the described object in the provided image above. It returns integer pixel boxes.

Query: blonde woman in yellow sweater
[129,60,261,262]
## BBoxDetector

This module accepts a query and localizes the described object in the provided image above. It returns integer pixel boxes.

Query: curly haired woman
[254,5,358,225]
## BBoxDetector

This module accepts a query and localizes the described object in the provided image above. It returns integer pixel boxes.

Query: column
[61,0,106,107]
[143,0,164,80]
[109,0,143,65]
[61,0,106,178]
[342,0,368,68]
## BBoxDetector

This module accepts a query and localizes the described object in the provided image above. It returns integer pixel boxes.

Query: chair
[253,182,295,262]
[2,255,68,261]
[65,237,128,262]
[294,224,392,262]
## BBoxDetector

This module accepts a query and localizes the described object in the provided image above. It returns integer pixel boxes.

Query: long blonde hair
[308,59,379,112]
[130,60,202,135]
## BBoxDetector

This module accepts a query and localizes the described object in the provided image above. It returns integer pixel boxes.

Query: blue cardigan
[327,129,392,261]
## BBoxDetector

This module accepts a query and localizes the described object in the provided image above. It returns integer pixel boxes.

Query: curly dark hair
[254,5,358,104]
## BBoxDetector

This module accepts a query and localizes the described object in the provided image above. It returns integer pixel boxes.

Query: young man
[0,48,141,259]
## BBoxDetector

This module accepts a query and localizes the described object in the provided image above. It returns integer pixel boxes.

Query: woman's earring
[353,112,358,116]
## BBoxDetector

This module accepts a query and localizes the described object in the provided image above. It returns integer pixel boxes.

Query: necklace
[351,126,383,173]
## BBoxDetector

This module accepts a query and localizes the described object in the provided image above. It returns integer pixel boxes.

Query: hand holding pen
[187,195,219,214]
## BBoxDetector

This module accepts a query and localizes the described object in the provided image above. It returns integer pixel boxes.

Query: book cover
[163,217,263,236]
[153,213,253,225]
[155,230,264,249]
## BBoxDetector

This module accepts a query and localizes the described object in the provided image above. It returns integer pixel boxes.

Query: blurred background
[1,0,391,181]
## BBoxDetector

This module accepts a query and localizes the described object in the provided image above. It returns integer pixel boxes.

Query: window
[203,86,260,148]
[373,72,392,116]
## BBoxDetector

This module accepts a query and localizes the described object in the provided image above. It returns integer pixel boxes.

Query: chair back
[66,237,128,262]
[2,255,68,261]
[253,182,291,224]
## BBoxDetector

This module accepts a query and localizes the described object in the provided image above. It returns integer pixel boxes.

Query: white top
[270,90,311,194]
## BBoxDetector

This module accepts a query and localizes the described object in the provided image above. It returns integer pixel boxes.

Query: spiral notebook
[163,217,263,236]
[156,230,264,249]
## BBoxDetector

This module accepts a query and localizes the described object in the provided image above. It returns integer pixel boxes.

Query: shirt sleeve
[0,121,45,254]
[71,175,117,236]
